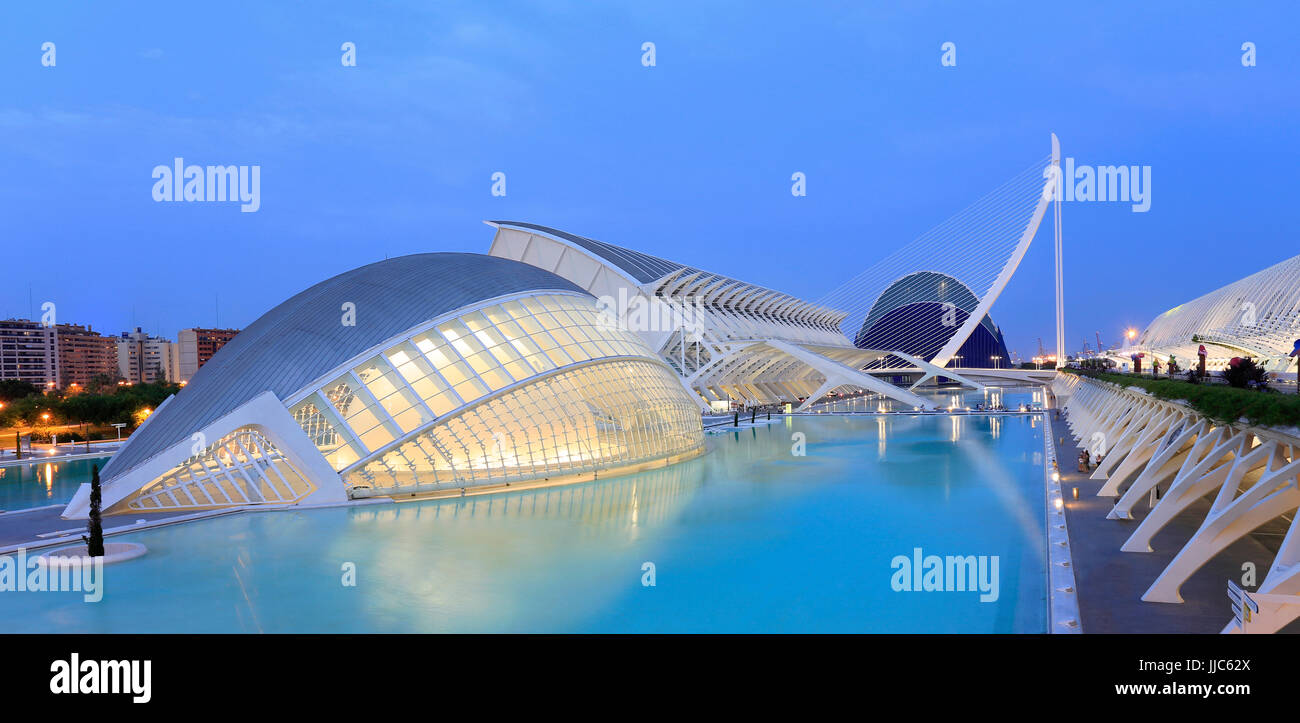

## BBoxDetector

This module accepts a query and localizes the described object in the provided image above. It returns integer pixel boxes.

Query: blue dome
[854,271,1010,366]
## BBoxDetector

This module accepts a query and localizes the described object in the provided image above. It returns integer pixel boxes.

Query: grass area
[1063,368,1300,429]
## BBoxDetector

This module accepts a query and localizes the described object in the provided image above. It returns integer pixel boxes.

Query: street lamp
[990,355,1002,369]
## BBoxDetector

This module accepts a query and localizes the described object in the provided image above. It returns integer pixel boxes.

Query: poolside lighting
[1072,487,1079,500]
[1052,471,1060,482]
[1054,497,1063,510]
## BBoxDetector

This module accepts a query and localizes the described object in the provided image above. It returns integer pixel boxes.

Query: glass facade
[286,292,704,496]
[345,358,702,495]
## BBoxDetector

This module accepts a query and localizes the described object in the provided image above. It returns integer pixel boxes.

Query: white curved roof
[103,253,587,481]
[1138,253,1300,364]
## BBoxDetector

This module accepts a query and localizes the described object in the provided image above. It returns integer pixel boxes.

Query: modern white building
[487,222,996,413]
[67,254,707,517]
[1135,253,1300,373]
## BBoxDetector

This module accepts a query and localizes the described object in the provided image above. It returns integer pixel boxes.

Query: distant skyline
[3,2,1297,359]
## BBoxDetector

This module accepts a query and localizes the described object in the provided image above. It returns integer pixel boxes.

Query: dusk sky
[3,1,1296,360]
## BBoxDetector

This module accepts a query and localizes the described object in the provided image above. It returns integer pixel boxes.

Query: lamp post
[990,355,1002,369]
[1289,339,1299,394]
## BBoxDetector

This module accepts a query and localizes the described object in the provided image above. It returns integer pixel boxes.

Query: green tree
[0,379,41,401]
[83,464,105,557]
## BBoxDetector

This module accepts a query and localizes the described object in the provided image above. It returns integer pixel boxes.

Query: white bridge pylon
[818,134,1062,371]
[1055,372,1300,633]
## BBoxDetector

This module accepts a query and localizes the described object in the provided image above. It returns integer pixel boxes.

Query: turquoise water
[0,413,1047,633]
[0,458,104,512]
[0,386,1044,513]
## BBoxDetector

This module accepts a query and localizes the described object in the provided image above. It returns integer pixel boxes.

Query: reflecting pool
[0,458,103,512]
[1,413,1047,633]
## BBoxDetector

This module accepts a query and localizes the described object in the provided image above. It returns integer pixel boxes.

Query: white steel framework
[1136,253,1300,373]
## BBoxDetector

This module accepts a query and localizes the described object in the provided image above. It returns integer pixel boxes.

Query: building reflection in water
[347,456,708,535]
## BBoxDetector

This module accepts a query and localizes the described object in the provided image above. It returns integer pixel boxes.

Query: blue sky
[2,1,1296,360]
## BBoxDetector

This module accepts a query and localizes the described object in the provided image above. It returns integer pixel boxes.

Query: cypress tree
[86,463,105,557]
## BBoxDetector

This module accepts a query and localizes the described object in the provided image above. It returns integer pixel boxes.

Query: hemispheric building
[67,221,1037,518]
[852,270,1012,368]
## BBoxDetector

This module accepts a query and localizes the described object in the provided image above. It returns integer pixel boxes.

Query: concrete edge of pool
[1043,413,1083,633]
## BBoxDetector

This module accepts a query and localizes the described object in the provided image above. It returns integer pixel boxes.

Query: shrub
[1062,368,1300,428]
[1220,357,1271,390]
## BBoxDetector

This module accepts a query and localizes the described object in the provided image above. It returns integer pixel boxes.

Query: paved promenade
[0,505,211,554]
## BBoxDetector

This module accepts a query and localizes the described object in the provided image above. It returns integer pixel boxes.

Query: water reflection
[349,459,707,534]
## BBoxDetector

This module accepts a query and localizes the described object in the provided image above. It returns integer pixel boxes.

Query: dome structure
[68,253,705,517]
[853,271,1011,368]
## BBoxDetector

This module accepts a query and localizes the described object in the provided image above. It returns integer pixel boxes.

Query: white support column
[1143,442,1300,603]
[1095,406,1178,496]
[766,340,935,411]
[1109,418,1206,520]
[892,350,987,392]
[1120,426,1244,553]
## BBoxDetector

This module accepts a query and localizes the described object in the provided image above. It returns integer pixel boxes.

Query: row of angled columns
[1054,373,1300,633]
